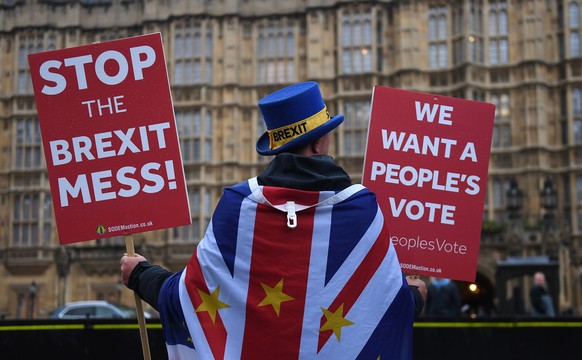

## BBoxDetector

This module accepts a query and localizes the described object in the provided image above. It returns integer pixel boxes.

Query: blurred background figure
[425,277,462,317]
[530,271,555,316]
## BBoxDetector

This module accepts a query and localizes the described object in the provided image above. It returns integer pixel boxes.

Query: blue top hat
[256,81,344,156]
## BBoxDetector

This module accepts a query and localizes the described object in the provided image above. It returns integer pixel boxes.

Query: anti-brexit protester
[121,81,426,360]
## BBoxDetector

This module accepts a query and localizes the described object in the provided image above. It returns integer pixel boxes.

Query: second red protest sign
[29,33,191,245]
[363,86,495,282]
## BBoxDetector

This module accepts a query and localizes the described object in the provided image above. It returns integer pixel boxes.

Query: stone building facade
[1,0,581,318]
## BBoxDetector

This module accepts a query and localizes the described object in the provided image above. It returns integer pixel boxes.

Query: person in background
[424,277,461,317]
[530,271,555,316]
[121,81,426,359]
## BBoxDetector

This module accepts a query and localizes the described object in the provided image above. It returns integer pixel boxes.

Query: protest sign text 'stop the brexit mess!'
[363,86,495,282]
[28,33,191,245]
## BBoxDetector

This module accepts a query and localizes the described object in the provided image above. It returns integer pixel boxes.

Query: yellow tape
[268,106,330,149]
[93,323,163,330]
[414,322,514,328]
[515,321,582,327]
[4,321,579,331]
[413,321,582,328]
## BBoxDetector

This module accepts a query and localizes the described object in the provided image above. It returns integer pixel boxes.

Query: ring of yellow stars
[258,278,294,316]
[195,287,230,323]
[319,304,354,341]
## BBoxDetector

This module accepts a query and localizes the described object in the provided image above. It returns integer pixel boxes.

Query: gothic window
[569,1,581,57]
[492,177,514,221]
[342,100,370,155]
[257,21,295,84]
[173,187,201,242]
[17,33,45,94]
[15,118,42,169]
[573,87,582,144]
[488,0,509,65]
[468,0,484,64]
[575,175,582,231]
[340,10,373,74]
[176,109,213,163]
[12,193,52,247]
[452,5,465,65]
[490,93,511,148]
[429,6,448,69]
[174,20,213,85]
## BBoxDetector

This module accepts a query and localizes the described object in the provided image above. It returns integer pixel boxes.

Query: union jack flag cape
[158,177,414,359]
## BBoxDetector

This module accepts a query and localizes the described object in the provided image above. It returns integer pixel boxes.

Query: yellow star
[195,287,230,323]
[319,304,354,341]
[258,278,294,316]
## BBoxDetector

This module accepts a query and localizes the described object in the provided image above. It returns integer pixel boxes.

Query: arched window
[428,6,448,69]
[173,20,213,85]
[257,21,295,83]
[570,2,581,57]
[340,10,373,74]
[488,1,509,65]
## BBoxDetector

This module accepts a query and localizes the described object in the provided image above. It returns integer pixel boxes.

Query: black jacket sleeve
[409,285,425,320]
[127,261,173,312]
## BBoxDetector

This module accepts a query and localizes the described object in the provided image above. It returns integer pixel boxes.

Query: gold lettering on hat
[268,106,330,150]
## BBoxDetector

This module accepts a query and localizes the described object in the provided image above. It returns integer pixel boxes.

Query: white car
[50,300,153,319]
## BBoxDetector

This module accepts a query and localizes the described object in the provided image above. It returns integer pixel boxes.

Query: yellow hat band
[268,106,330,150]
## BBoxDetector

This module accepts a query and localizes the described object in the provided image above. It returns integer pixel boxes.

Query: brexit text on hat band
[268,106,330,149]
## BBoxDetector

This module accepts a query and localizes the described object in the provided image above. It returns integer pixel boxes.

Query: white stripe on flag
[221,197,257,359]
[317,238,403,358]
[300,202,395,358]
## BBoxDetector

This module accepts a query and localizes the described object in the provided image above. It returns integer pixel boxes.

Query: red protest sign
[362,86,495,282]
[28,33,191,245]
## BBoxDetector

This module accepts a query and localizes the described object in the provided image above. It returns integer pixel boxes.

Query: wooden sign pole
[124,234,152,360]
